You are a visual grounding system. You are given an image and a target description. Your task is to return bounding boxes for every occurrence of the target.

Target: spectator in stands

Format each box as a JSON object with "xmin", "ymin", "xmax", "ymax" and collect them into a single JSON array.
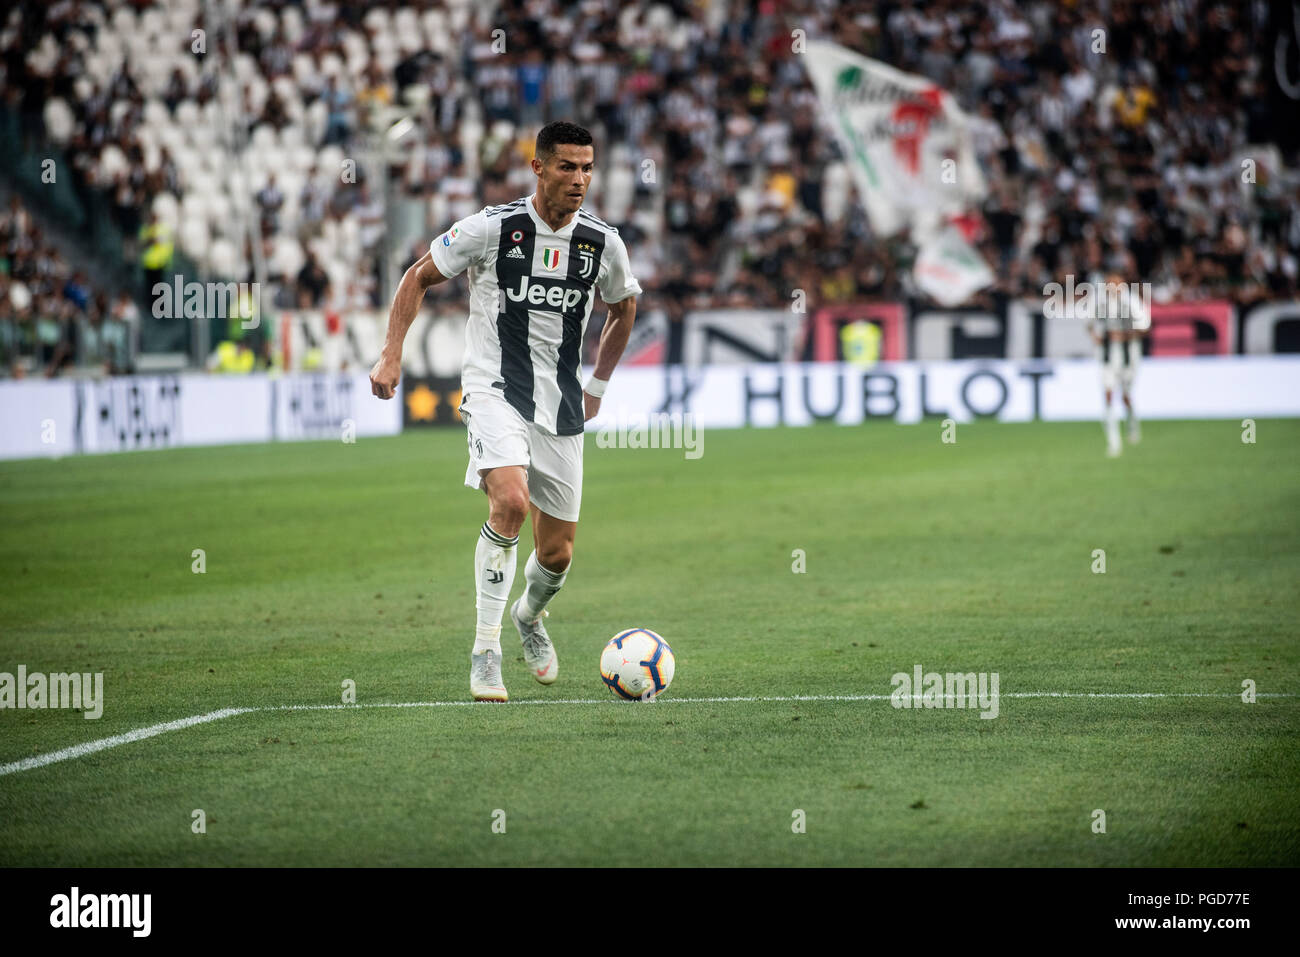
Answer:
[
  {"xmin": 517, "ymin": 49, "xmax": 547, "ymax": 127},
  {"xmin": 37, "ymin": 295, "xmax": 77, "ymax": 377},
  {"xmin": 985, "ymin": 188, "xmax": 1023, "ymax": 272},
  {"xmin": 163, "ymin": 69, "xmax": 189, "ymax": 115},
  {"xmin": 260, "ymin": 28, "xmax": 293, "ymax": 80},
  {"xmin": 206, "ymin": 336, "xmax": 256, "ymax": 374},
  {"xmin": 256, "ymin": 174, "xmax": 285, "ymax": 236},
  {"xmin": 322, "ymin": 76, "xmax": 355, "ymax": 146},
  {"xmin": 354, "ymin": 183, "xmax": 385, "ymax": 254},
  {"xmin": 138, "ymin": 211, "xmax": 173, "ymax": 309},
  {"xmin": 296, "ymin": 250, "xmax": 330, "ymax": 308},
  {"xmin": 298, "ymin": 167, "xmax": 328, "ymax": 240},
  {"xmin": 105, "ymin": 291, "xmax": 137, "ymax": 375},
  {"xmin": 154, "ymin": 146, "xmax": 181, "ymax": 198},
  {"xmin": 1113, "ymin": 73, "xmax": 1157, "ymax": 129},
  {"xmin": 356, "ymin": 64, "xmax": 394, "ymax": 128},
  {"xmin": 260, "ymin": 89, "xmax": 291, "ymax": 132}
]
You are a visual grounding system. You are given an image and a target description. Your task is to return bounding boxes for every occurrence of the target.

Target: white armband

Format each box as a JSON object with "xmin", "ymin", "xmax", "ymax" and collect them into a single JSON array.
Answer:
[{"xmin": 583, "ymin": 375, "xmax": 608, "ymax": 398}]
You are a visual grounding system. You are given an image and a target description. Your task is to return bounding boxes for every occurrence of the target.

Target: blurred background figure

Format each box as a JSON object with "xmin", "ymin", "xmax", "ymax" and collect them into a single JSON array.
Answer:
[{"xmin": 1087, "ymin": 271, "xmax": 1151, "ymax": 457}]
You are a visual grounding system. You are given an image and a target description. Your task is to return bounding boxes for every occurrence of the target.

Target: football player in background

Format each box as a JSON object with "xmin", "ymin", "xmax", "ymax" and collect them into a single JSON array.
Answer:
[{"xmin": 1087, "ymin": 271, "xmax": 1151, "ymax": 457}]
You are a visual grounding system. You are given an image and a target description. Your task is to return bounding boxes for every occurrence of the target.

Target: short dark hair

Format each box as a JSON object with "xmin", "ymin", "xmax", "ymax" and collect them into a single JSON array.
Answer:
[{"xmin": 535, "ymin": 121, "xmax": 593, "ymax": 162}]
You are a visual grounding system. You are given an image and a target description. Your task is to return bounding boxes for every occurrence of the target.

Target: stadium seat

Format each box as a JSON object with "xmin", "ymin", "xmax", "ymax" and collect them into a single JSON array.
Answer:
[
  {"xmin": 141, "ymin": 141, "xmax": 160, "ymax": 174},
  {"xmin": 319, "ymin": 52, "xmax": 345, "ymax": 79},
  {"xmin": 151, "ymin": 193, "xmax": 180, "ymax": 230},
  {"xmin": 270, "ymin": 234, "xmax": 306, "ymax": 279},
  {"xmin": 178, "ymin": 216, "xmax": 211, "ymax": 260},
  {"xmin": 252, "ymin": 8, "xmax": 277, "ymax": 40},
  {"xmin": 98, "ymin": 144, "xmax": 129, "ymax": 183},
  {"xmin": 110, "ymin": 7, "xmax": 136, "ymax": 36},
  {"xmin": 43, "ymin": 98, "xmax": 75, "ymax": 145},
  {"xmin": 250, "ymin": 124, "xmax": 277, "ymax": 152},
  {"xmin": 280, "ymin": 7, "xmax": 304, "ymax": 43},
  {"xmin": 139, "ymin": 8, "xmax": 165, "ymax": 39},
  {"xmin": 363, "ymin": 8, "xmax": 391, "ymax": 33},
  {"xmin": 207, "ymin": 238, "xmax": 239, "ymax": 279}
]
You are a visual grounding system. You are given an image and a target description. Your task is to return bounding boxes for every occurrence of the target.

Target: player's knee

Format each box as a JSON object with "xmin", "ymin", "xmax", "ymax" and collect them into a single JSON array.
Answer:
[
  {"xmin": 538, "ymin": 540, "xmax": 572, "ymax": 572},
  {"xmin": 490, "ymin": 485, "xmax": 530, "ymax": 531},
  {"xmin": 501, "ymin": 490, "xmax": 531, "ymax": 526}
]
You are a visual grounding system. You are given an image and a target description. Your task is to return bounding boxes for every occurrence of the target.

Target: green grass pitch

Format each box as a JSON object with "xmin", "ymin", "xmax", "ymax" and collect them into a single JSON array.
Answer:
[{"xmin": 1, "ymin": 418, "xmax": 1297, "ymax": 866}]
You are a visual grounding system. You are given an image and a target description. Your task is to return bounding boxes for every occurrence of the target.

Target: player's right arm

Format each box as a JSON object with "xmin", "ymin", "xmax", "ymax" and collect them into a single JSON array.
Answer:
[
  {"xmin": 371, "ymin": 211, "xmax": 489, "ymax": 399},
  {"xmin": 369, "ymin": 251, "xmax": 448, "ymax": 399}
]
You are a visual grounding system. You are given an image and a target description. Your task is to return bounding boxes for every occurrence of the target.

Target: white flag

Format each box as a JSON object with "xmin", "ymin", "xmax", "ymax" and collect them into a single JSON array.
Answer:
[
  {"xmin": 804, "ymin": 41, "xmax": 987, "ymax": 239},
  {"xmin": 914, "ymin": 226, "xmax": 995, "ymax": 308}
]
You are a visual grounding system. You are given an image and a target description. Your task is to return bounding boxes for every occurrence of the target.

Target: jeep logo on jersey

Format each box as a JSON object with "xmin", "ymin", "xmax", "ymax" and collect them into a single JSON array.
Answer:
[
  {"xmin": 504, "ymin": 276, "xmax": 586, "ymax": 311},
  {"xmin": 541, "ymin": 247, "xmax": 561, "ymax": 270}
]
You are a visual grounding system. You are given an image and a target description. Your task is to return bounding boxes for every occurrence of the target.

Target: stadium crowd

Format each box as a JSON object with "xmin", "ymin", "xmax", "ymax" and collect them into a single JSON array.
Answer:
[
  {"xmin": 0, "ymin": 194, "xmax": 138, "ymax": 377},
  {"xmin": 1, "ymin": 0, "xmax": 1296, "ymax": 375}
]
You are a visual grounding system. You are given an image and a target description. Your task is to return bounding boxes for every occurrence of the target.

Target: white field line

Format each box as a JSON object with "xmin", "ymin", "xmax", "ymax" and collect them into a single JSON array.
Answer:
[
  {"xmin": 0, "ymin": 707, "xmax": 253, "ymax": 777},
  {"xmin": 1, "ymin": 692, "xmax": 1294, "ymax": 778}
]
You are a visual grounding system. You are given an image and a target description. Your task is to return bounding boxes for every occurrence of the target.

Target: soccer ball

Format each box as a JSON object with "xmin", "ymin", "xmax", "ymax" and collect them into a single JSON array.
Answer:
[{"xmin": 600, "ymin": 629, "xmax": 675, "ymax": 700}]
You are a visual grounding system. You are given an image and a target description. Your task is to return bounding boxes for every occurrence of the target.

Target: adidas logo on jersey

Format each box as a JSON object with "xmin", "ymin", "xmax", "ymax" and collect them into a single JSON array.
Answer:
[{"xmin": 506, "ymin": 246, "xmax": 526, "ymax": 260}]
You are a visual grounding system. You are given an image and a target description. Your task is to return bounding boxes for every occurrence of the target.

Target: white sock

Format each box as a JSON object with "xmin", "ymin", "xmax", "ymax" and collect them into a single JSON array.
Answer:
[
  {"xmin": 473, "ymin": 522, "xmax": 518, "ymax": 654},
  {"xmin": 1104, "ymin": 404, "xmax": 1120, "ymax": 448},
  {"xmin": 518, "ymin": 550, "xmax": 568, "ymax": 623}
]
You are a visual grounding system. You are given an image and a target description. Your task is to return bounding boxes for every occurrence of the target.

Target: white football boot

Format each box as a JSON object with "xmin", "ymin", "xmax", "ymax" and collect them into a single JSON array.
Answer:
[
  {"xmin": 470, "ymin": 648, "xmax": 508, "ymax": 702},
  {"xmin": 511, "ymin": 599, "xmax": 558, "ymax": 684}
]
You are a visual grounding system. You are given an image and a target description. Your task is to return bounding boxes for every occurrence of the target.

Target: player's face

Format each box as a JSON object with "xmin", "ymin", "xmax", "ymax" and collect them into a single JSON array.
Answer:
[{"xmin": 537, "ymin": 144, "xmax": 594, "ymax": 213}]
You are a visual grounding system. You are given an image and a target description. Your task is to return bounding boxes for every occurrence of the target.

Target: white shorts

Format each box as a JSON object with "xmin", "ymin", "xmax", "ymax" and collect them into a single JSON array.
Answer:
[
  {"xmin": 1101, "ymin": 362, "xmax": 1138, "ymax": 394},
  {"xmin": 459, "ymin": 389, "xmax": 584, "ymax": 523},
  {"xmin": 1099, "ymin": 341, "xmax": 1140, "ymax": 393},
  {"xmin": 1101, "ymin": 365, "xmax": 1133, "ymax": 393}
]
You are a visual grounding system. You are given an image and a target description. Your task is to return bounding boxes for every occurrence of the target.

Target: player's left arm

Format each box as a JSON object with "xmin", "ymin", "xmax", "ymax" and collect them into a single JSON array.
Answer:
[{"xmin": 584, "ymin": 295, "xmax": 636, "ymax": 421}]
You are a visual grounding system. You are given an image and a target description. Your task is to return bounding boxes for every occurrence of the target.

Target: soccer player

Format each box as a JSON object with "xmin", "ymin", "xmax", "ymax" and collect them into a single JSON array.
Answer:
[
  {"xmin": 369, "ymin": 121, "xmax": 641, "ymax": 700},
  {"xmin": 1086, "ymin": 272, "xmax": 1150, "ymax": 457}
]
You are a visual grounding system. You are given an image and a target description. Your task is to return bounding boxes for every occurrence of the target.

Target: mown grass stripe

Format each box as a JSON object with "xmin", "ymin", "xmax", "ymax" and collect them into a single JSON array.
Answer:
[{"xmin": 2, "ymin": 692, "xmax": 1292, "ymax": 777}]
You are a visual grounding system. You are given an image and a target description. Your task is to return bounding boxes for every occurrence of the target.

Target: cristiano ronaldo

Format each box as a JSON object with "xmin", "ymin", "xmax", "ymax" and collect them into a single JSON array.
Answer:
[{"xmin": 369, "ymin": 121, "xmax": 640, "ymax": 700}]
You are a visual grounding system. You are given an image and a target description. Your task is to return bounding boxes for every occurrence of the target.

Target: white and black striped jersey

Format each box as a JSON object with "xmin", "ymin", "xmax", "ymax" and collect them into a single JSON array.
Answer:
[
  {"xmin": 429, "ymin": 194, "xmax": 641, "ymax": 436},
  {"xmin": 1083, "ymin": 278, "xmax": 1150, "ymax": 367}
]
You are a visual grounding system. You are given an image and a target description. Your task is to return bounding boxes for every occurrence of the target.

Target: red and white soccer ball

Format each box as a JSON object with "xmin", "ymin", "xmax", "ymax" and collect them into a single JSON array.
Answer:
[{"xmin": 600, "ymin": 628, "xmax": 675, "ymax": 700}]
